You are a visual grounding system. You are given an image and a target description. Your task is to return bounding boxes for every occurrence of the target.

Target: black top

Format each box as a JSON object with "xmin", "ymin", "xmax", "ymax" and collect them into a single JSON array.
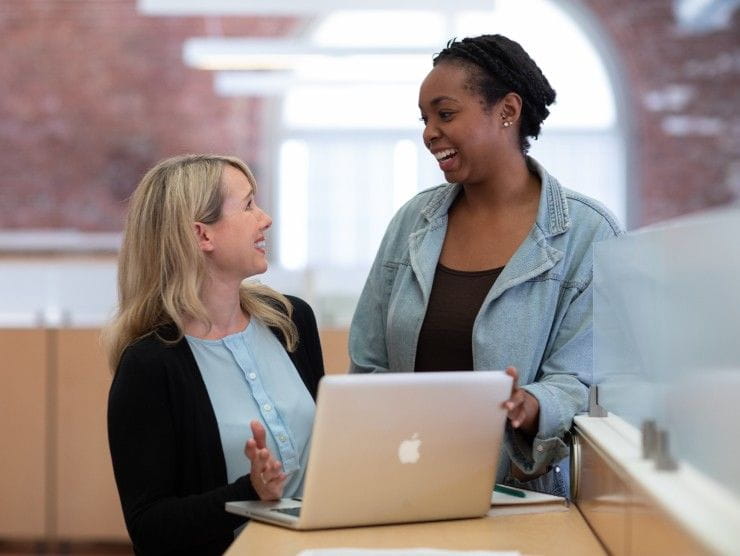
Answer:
[
  {"xmin": 107, "ymin": 296, "xmax": 324, "ymax": 556},
  {"xmin": 415, "ymin": 264, "xmax": 503, "ymax": 372}
]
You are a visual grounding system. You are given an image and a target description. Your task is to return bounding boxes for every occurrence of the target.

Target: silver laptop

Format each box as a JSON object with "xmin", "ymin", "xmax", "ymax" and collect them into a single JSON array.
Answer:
[{"xmin": 225, "ymin": 371, "xmax": 512, "ymax": 530}]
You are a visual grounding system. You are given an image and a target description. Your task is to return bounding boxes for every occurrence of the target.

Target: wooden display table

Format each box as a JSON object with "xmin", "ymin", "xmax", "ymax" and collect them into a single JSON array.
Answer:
[{"xmin": 226, "ymin": 507, "xmax": 604, "ymax": 555}]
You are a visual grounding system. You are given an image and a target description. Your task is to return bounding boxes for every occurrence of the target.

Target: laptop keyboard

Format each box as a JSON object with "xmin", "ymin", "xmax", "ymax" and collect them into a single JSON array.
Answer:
[{"xmin": 271, "ymin": 506, "xmax": 301, "ymax": 517}]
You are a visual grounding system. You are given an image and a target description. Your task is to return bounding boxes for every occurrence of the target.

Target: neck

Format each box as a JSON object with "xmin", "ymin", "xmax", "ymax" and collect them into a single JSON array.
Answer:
[
  {"xmin": 183, "ymin": 273, "xmax": 248, "ymax": 339},
  {"xmin": 461, "ymin": 153, "xmax": 538, "ymax": 211}
]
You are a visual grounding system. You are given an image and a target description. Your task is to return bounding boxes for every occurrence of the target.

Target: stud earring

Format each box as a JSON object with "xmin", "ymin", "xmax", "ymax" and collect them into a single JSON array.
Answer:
[{"xmin": 501, "ymin": 113, "xmax": 511, "ymax": 128}]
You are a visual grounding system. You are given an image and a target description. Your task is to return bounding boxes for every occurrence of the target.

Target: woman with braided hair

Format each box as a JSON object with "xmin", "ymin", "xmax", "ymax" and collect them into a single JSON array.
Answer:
[{"xmin": 349, "ymin": 35, "xmax": 622, "ymax": 496}]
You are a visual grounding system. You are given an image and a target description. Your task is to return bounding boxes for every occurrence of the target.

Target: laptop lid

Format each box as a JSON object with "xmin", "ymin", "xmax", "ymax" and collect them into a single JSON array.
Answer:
[{"xmin": 226, "ymin": 371, "xmax": 512, "ymax": 530}]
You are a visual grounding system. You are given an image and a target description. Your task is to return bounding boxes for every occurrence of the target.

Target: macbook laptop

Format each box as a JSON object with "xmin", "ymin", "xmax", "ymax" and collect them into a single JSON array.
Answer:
[{"xmin": 225, "ymin": 371, "xmax": 512, "ymax": 530}]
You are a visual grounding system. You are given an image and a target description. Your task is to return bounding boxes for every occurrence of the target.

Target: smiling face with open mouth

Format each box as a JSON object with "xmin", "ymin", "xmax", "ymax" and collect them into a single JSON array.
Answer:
[
  {"xmin": 203, "ymin": 164, "xmax": 273, "ymax": 282},
  {"xmin": 418, "ymin": 62, "xmax": 512, "ymax": 187}
]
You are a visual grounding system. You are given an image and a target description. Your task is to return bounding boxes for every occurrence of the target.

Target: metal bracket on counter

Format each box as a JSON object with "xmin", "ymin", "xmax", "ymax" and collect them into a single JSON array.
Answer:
[{"xmin": 588, "ymin": 384, "xmax": 608, "ymax": 417}]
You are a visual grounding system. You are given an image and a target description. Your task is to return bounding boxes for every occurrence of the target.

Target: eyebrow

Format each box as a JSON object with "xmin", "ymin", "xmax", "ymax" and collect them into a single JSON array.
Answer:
[
  {"xmin": 242, "ymin": 187, "xmax": 254, "ymax": 201},
  {"xmin": 431, "ymin": 95, "xmax": 458, "ymax": 105},
  {"xmin": 419, "ymin": 95, "xmax": 459, "ymax": 110}
]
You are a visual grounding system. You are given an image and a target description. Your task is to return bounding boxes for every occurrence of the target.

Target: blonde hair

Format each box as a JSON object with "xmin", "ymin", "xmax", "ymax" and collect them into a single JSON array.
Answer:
[{"xmin": 104, "ymin": 154, "xmax": 297, "ymax": 371}]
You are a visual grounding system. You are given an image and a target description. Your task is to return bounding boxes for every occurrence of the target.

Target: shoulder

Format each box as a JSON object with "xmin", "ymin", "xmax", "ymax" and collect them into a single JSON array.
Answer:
[
  {"xmin": 118, "ymin": 332, "xmax": 164, "ymax": 369},
  {"xmin": 551, "ymin": 189, "xmax": 624, "ymax": 286},
  {"xmin": 377, "ymin": 183, "xmax": 454, "ymax": 250},
  {"xmin": 285, "ymin": 295, "xmax": 320, "ymax": 338},
  {"xmin": 110, "ymin": 333, "xmax": 173, "ymax": 408},
  {"xmin": 266, "ymin": 294, "xmax": 318, "ymax": 331},
  {"xmin": 532, "ymin": 161, "xmax": 625, "ymax": 285},
  {"xmin": 114, "ymin": 326, "xmax": 188, "ymax": 383},
  {"xmin": 405, "ymin": 183, "xmax": 450, "ymax": 210},
  {"xmin": 285, "ymin": 295, "xmax": 314, "ymax": 322},
  {"xmin": 393, "ymin": 183, "xmax": 452, "ymax": 224},
  {"xmin": 530, "ymin": 156, "xmax": 623, "ymax": 242},
  {"xmin": 265, "ymin": 294, "xmax": 320, "ymax": 343},
  {"xmin": 563, "ymin": 188, "xmax": 623, "ymax": 240}
]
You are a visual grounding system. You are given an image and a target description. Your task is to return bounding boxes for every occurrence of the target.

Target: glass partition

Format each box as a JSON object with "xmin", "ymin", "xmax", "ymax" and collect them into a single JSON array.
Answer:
[{"xmin": 594, "ymin": 207, "xmax": 740, "ymax": 499}]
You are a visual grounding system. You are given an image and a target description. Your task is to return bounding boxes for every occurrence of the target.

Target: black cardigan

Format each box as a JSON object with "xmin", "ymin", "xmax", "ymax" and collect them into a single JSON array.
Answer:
[{"xmin": 107, "ymin": 296, "xmax": 324, "ymax": 555}]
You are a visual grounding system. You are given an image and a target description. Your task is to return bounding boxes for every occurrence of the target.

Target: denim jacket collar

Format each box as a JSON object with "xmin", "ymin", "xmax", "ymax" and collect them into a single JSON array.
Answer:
[
  {"xmin": 410, "ymin": 156, "xmax": 569, "ymax": 305},
  {"xmin": 419, "ymin": 157, "xmax": 570, "ymax": 234},
  {"xmin": 532, "ymin": 157, "xmax": 571, "ymax": 237}
]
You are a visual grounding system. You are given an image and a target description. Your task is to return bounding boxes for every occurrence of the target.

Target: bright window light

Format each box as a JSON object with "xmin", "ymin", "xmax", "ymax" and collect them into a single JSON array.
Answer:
[
  {"xmin": 283, "ymin": 2, "xmax": 616, "ymax": 131},
  {"xmin": 278, "ymin": 140, "xmax": 309, "ymax": 270},
  {"xmin": 283, "ymin": 85, "xmax": 422, "ymax": 129},
  {"xmin": 456, "ymin": 1, "xmax": 616, "ymax": 128},
  {"xmin": 393, "ymin": 140, "xmax": 419, "ymax": 210},
  {"xmin": 312, "ymin": 10, "xmax": 447, "ymax": 47},
  {"xmin": 292, "ymin": 54, "xmax": 429, "ymax": 83}
]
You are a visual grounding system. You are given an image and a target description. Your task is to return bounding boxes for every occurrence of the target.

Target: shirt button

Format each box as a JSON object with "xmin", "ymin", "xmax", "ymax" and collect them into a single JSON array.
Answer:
[
  {"xmin": 248, "ymin": 372, "xmax": 257, "ymax": 380},
  {"xmin": 536, "ymin": 444, "xmax": 544, "ymax": 453},
  {"xmin": 279, "ymin": 434, "xmax": 287, "ymax": 443},
  {"xmin": 263, "ymin": 404, "xmax": 272, "ymax": 412}
]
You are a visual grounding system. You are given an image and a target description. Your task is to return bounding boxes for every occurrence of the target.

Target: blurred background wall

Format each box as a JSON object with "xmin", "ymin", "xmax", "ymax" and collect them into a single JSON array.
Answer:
[
  {"xmin": 1, "ymin": 0, "xmax": 737, "ymax": 328},
  {"xmin": 585, "ymin": 0, "xmax": 739, "ymax": 222},
  {"xmin": 0, "ymin": 2, "xmax": 298, "ymax": 231},
  {"xmin": 0, "ymin": 0, "xmax": 737, "ymax": 233}
]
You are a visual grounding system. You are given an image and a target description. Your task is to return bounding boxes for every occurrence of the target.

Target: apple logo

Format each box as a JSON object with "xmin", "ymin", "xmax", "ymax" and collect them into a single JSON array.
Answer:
[{"xmin": 398, "ymin": 432, "xmax": 422, "ymax": 464}]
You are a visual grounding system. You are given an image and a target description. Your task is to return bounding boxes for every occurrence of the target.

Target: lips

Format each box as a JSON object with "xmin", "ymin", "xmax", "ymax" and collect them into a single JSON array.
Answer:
[
  {"xmin": 433, "ymin": 148, "xmax": 457, "ymax": 161},
  {"xmin": 432, "ymin": 148, "xmax": 458, "ymax": 172}
]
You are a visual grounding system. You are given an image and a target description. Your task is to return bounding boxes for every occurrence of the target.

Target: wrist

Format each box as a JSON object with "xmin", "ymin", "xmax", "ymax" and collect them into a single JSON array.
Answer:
[{"xmin": 520, "ymin": 391, "xmax": 540, "ymax": 436}]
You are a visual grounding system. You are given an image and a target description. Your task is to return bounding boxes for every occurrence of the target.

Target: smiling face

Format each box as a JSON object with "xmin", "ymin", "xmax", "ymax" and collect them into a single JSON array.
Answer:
[
  {"xmin": 419, "ymin": 62, "xmax": 517, "ymax": 186},
  {"xmin": 199, "ymin": 164, "xmax": 272, "ymax": 282}
]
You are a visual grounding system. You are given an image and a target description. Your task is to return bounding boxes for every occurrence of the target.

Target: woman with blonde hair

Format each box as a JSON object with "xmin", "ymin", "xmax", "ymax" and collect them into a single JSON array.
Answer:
[{"xmin": 106, "ymin": 154, "xmax": 323, "ymax": 555}]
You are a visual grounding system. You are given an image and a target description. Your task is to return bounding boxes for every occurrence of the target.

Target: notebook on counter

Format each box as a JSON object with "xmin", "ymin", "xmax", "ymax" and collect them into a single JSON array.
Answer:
[{"xmin": 489, "ymin": 484, "xmax": 569, "ymax": 516}]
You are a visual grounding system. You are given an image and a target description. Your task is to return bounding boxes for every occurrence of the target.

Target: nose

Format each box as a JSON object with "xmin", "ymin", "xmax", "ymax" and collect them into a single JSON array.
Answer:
[
  {"xmin": 422, "ymin": 122, "xmax": 439, "ymax": 149},
  {"xmin": 258, "ymin": 207, "xmax": 272, "ymax": 230}
]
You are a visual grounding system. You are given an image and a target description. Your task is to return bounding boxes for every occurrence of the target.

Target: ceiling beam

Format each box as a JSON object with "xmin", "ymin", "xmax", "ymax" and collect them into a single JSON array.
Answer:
[
  {"xmin": 213, "ymin": 69, "xmax": 423, "ymax": 95},
  {"xmin": 138, "ymin": 0, "xmax": 494, "ymax": 16},
  {"xmin": 183, "ymin": 38, "xmax": 433, "ymax": 70}
]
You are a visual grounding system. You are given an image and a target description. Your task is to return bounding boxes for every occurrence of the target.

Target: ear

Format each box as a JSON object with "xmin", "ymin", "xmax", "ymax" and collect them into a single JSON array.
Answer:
[
  {"xmin": 499, "ymin": 92, "xmax": 523, "ymax": 123},
  {"xmin": 194, "ymin": 222, "xmax": 215, "ymax": 252}
]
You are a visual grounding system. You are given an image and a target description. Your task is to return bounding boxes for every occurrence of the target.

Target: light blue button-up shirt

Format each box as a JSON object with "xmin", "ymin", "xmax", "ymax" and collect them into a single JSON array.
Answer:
[
  {"xmin": 187, "ymin": 318, "xmax": 314, "ymax": 497},
  {"xmin": 349, "ymin": 157, "xmax": 623, "ymax": 496}
]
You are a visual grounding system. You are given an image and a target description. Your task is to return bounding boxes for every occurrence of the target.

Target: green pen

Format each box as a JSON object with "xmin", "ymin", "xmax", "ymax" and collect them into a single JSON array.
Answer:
[{"xmin": 494, "ymin": 484, "xmax": 526, "ymax": 498}]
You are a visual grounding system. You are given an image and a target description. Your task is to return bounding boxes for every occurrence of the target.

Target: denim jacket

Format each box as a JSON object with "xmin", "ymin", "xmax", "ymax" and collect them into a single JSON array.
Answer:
[{"xmin": 349, "ymin": 158, "xmax": 622, "ymax": 496}]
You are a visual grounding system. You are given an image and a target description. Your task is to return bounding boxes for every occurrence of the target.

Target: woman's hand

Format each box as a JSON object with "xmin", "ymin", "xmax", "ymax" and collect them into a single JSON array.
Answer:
[
  {"xmin": 502, "ymin": 366, "xmax": 540, "ymax": 437},
  {"xmin": 244, "ymin": 420, "xmax": 287, "ymax": 500}
]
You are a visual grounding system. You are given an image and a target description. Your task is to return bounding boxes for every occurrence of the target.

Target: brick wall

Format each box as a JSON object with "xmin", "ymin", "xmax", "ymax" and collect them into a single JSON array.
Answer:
[
  {"xmin": 0, "ymin": 0, "xmax": 298, "ymax": 231},
  {"xmin": 580, "ymin": 0, "xmax": 740, "ymax": 224},
  {"xmin": 0, "ymin": 0, "xmax": 737, "ymax": 230}
]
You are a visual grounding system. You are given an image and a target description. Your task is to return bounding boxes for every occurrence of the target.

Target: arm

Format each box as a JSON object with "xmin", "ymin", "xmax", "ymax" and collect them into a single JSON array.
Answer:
[
  {"xmin": 107, "ymin": 347, "xmax": 259, "ymax": 554},
  {"xmin": 504, "ymin": 202, "xmax": 623, "ymax": 479},
  {"xmin": 505, "ymin": 276, "xmax": 594, "ymax": 476},
  {"xmin": 349, "ymin": 238, "xmax": 394, "ymax": 374}
]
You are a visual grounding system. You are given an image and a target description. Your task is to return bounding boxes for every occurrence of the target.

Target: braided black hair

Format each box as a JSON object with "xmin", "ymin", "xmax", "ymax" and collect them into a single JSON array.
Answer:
[{"xmin": 433, "ymin": 35, "xmax": 556, "ymax": 153}]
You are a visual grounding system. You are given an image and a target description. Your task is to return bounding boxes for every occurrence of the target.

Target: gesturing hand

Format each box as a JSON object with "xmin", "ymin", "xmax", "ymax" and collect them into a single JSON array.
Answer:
[
  {"xmin": 244, "ymin": 420, "xmax": 287, "ymax": 501},
  {"xmin": 502, "ymin": 366, "xmax": 540, "ymax": 437}
]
